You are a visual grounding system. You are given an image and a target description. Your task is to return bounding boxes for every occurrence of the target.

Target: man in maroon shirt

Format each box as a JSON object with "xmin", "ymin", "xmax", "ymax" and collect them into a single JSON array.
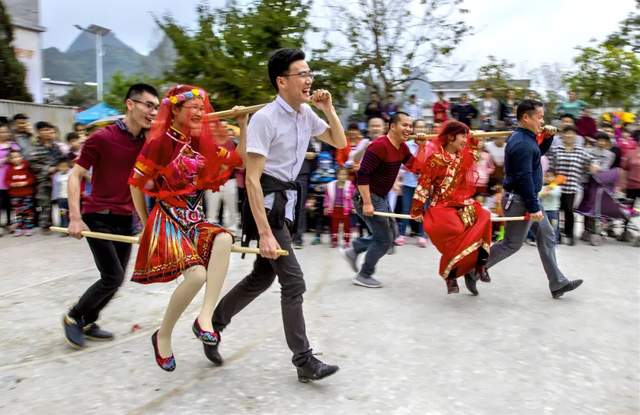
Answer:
[
  {"xmin": 62, "ymin": 84, "xmax": 159, "ymax": 349},
  {"xmin": 343, "ymin": 112, "xmax": 424, "ymax": 288}
]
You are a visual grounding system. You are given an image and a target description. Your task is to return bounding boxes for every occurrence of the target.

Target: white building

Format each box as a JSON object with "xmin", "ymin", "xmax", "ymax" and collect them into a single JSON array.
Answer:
[
  {"xmin": 5, "ymin": 0, "xmax": 45, "ymax": 103},
  {"xmin": 42, "ymin": 79, "xmax": 75, "ymax": 104}
]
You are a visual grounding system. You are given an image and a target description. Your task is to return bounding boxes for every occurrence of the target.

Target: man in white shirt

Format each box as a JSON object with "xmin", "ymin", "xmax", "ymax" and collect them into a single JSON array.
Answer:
[{"xmin": 209, "ymin": 48, "xmax": 346, "ymax": 383}]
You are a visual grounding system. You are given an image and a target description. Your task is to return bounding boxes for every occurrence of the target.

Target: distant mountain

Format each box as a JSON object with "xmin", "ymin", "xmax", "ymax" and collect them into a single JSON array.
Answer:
[{"xmin": 43, "ymin": 32, "xmax": 176, "ymax": 84}]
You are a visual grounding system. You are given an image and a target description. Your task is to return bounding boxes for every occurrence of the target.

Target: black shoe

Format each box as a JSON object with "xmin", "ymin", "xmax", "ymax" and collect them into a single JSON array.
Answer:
[
  {"xmin": 83, "ymin": 323, "xmax": 114, "ymax": 341},
  {"xmin": 551, "ymin": 279, "xmax": 583, "ymax": 299},
  {"xmin": 63, "ymin": 314, "xmax": 85, "ymax": 349},
  {"xmin": 464, "ymin": 274, "xmax": 478, "ymax": 296},
  {"xmin": 476, "ymin": 265, "xmax": 491, "ymax": 283},
  {"xmin": 203, "ymin": 341, "xmax": 223, "ymax": 366},
  {"xmin": 446, "ymin": 277, "xmax": 459, "ymax": 294},
  {"xmin": 297, "ymin": 355, "xmax": 339, "ymax": 383}
]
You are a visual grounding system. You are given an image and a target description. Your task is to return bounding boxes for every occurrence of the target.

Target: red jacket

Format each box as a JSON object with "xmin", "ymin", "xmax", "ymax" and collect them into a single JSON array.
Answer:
[{"xmin": 5, "ymin": 161, "xmax": 36, "ymax": 197}]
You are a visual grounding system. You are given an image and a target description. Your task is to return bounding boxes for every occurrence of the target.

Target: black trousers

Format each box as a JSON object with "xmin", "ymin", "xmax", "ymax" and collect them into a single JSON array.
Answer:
[
  {"xmin": 292, "ymin": 174, "xmax": 310, "ymax": 244},
  {"xmin": 560, "ymin": 192, "xmax": 576, "ymax": 240},
  {"xmin": 69, "ymin": 213, "xmax": 133, "ymax": 325},
  {"xmin": 0, "ymin": 189, "xmax": 10, "ymax": 226},
  {"xmin": 213, "ymin": 222, "xmax": 312, "ymax": 366}
]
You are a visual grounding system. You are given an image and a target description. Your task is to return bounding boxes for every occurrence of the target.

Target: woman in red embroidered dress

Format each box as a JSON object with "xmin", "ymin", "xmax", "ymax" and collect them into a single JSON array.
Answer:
[
  {"xmin": 410, "ymin": 120, "xmax": 492, "ymax": 295},
  {"xmin": 129, "ymin": 85, "xmax": 244, "ymax": 371}
]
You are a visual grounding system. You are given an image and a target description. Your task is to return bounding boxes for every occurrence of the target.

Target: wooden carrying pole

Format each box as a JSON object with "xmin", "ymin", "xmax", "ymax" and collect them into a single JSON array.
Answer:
[
  {"xmin": 49, "ymin": 227, "xmax": 289, "ymax": 256},
  {"xmin": 206, "ymin": 104, "xmax": 267, "ymax": 119},
  {"xmin": 371, "ymin": 211, "xmax": 528, "ymax": 222},
  {"xmin": 410, "ymin": 130, "xmax": 513, "ymax": 141}
]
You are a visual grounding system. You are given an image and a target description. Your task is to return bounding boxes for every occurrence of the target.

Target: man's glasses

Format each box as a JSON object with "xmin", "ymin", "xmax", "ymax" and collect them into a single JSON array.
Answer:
[
  {"xmin": 281, "ymin": 71, "xmax": 315, "ymax": 80},
  {"xmin": 130, "ymin": 99, "xmax": 160, "ymax": 112}
]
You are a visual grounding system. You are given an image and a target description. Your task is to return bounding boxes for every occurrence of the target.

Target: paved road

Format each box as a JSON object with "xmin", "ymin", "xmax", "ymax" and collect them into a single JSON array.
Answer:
[{"xmin": 0, "ymin": 232, "xmax": 638, "ymax": 414}]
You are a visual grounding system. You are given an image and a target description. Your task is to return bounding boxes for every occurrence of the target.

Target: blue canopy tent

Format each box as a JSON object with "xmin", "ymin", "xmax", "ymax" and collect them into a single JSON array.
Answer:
[{"xmin": 75, "ymin": 102, "xmax": 121, "ymax": 125}]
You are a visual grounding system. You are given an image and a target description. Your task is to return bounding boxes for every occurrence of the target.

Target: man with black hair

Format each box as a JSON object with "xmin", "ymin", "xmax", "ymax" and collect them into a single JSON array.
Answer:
[
  {"xmin": 482, "ymin": 99, "xmax": 583, "ymax": 299},
  {"xmin": 209, "ymin": 48, "xmax": 345, "ymax": 383},
  {"xmin": 344, "ymin": 111, "xmax": 424, "ymax": 288},
  {"xmin": 552, "ymin": 114, "xmax": 585, "ymax": 148},
  {"xmin": 547, "ymin": 125, "xmax": 595, "ymax": 245},
  {"xmin": 451, "ymin": 93, "xmax": 478, "ymax": 127},
  {"xmin": 12, "ymin": 113, "xmax": 33, "ymax": 154},
  {"xmin": 62, "ymin": 83, "xmax": 159, "ymax": 349},
  {"xmin": 27, "ymin": 121, "xmax": 63, "ymax": 231}
]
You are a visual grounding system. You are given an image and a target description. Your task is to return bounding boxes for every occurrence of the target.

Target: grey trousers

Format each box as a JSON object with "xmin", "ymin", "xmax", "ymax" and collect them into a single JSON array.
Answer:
[{"xmin": 487, "ymin": 193, "xmax": 570, "ymax": 291}]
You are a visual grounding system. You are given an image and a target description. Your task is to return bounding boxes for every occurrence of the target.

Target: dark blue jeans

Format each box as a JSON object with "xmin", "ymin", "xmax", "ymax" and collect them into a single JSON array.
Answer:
[
  {"xmin": 398, "ymin": 185, "xmax": 424, "ymax": 237},
  {"xmin": 352, "ymin": 193, "xmax": 394, "ymax": 278}
]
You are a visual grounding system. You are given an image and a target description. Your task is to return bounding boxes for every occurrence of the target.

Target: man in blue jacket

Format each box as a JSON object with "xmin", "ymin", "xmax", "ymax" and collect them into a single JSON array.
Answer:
[{"xmin": 472, "ymin": 99, "xmax": 583, "ymax": 299}]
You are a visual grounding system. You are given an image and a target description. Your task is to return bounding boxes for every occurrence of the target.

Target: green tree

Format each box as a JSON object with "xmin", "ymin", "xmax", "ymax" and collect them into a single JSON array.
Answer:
[
  {"xmin": 61, "ymin": 84, "xmax": 97, "ymax": 108},
  {"xmin": 0, "ymin": 1, "xmax": 32, "ymax": 101},
  {"xmin": 104, "ymin": 71, "xmax": 163, "ymax": 112},
  {"xmin": 604, "ymin": 3, "xmax": 639, "ymax": 53},
  {"xmin": 565, "ymin": 6, "xmax": 640, "ymax": 109},
  {"xmin": 470, "ymin": 56, "xmax": 516, "ymax": 101},
  {"xmin": 564, "ymin": 43, "xmax": 640, "ymax": 109},
  {"xmin": 157, "ymin": 1, "xmax": 357, "ymax": 110},
  {"xmin": 326, "ymin": 0, "xmax": 471, "ymax": 97}
]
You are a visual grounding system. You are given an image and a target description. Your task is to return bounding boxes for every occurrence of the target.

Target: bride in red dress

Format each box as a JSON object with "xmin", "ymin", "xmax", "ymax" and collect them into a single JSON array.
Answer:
[
  {"xmin": 410, "ymin": 120, "xmax": 491, "ymax": 295},
  {"xmin": 129, "ymin": 85, "xmax": 244, "ymax": 371}
]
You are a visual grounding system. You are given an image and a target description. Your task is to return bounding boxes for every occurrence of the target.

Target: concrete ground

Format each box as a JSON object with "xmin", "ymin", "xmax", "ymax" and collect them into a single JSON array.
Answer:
[{"xmin": 0, "ymin": 231, "xmax": 638, "ymax": 415}]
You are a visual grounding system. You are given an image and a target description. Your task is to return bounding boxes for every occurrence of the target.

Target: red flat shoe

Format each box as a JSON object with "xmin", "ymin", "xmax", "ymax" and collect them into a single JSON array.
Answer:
[{"xmin": 151, "ymin": 330, "xmax": 175, "ymax": 372}]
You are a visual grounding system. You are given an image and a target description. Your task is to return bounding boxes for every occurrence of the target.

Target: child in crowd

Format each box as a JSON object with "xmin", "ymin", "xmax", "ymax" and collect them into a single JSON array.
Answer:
[
  {"xmin": 309, "ymin": 151, "xmax": 336, "ymax": 244},
  {"xmin": 52, "ymin": 157, "xmax": 71, "ymax": 228},
  {"xmin": 539, "ymin": 171, "xmax": 563, "ymax": 244},
  {"xmin": 0, "ymin": 120, "xmax": 20, "ymax": 234},
  {"xmin": 4, "ymin": 150, "xmax": 36, "ymax": 236},
  {"xmin": 66, "ymin": 132, "xmax": 83, "ymax": 161},
  {"xmin": 323, "ymin": 167, "xmax": 355, "ymax": 248},
  {"xmin": 483, "ymin": 183, "xmax": 504, "ymax": 241},
  {"xmin": 475, "ymin": 138, "xmax": 495, "ymax": 196}
]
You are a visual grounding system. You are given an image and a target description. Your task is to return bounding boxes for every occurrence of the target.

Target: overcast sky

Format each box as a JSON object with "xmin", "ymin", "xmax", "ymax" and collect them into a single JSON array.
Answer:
[{"xmin": 40, "ymin": 0, "xmax": 637, "ymax": 82}]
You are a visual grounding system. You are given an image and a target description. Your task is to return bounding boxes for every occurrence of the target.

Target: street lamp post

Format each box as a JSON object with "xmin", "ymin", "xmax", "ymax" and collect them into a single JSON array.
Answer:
[{"xmin": 74, "ymin": 24, "xmax": 111, "ymax": 102}]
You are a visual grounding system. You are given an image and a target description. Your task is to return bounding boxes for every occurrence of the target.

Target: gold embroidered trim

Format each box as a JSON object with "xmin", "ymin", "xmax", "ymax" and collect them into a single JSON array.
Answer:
[{"xmin": 441, "ymin": 241, "xmax": 491, "ymax": 278}]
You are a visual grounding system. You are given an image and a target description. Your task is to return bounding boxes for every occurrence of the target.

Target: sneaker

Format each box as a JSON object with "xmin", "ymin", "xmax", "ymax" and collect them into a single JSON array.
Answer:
[
  {"xmin": 311, "ymin": 236, "xmax": 321, "ymax": 245},
  {"xmin": 13, "ymin": 229, "xmax": 23, "ymax": 237},
  {"xmin": 352, "ymin": 274, "xmax": 383, "ymax": 288},
  {"xmin": 394, "ymin": 235, "xmax": 405, "ymax": 246},
  {"xmin": 297, "ymin": 355, "xmax": 339, "ymax": 383},
  {"xmin": 417, "ymin": 237, "xmax": 428, "ymax": 248},
  {"xmin": 62, "ymin": 314, "xmax": 85, "ymax": 349},
  {"xmin": 340, "ymin": 247, "xmax": 359, "ymax": 273},
  {"xmin": 25, "ymin": 229, "xmax": 34, "ymax": 236},
  {"xmin": 83, "ymin": 323, "xmax": 114, "ymax": 341},
  {"xmin": 293, "ymin": 242, "xmax": 304, "ymax": 250}
]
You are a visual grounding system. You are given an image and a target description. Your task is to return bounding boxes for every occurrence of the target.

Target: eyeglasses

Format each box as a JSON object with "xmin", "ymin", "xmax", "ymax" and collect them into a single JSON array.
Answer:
[
  {"xmin": 131, "ymin": 99, "xmax": 160, "ymax": 112},
  {"xmin": 281, "ymin": 71, "xmax": 315, "ymax": 80},
  {"xmin": 183, "ymin": 104, "xmax": 206, "ymax": 113}
]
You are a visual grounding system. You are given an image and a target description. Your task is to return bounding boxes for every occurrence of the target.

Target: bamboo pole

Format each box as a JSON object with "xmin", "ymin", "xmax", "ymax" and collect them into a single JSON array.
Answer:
[
  {"xmin": 50, "ymin": 227, "xmax": 289, "ymax": 256},
  {"xmin": 206, "ymin": 104, "xmax": 267, "ymax": 119},
  {"xmin": 371, "ymin": 211, "xmax": 529, "ymax": 222},
  {"xmin": 409, "ymin": 130, "xmax": 513, "ymax": 140}
]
